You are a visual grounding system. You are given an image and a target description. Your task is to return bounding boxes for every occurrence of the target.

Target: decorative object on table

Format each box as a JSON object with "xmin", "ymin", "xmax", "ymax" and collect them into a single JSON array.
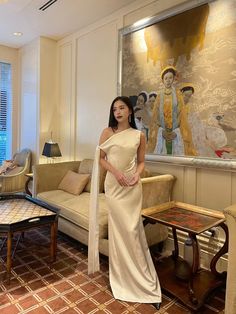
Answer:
[
  {"xmin": 42, "ymin": 132, "xmax": 62, "ymax": 163},
  {"xmin": 0, "ymin": 148, "xmax": 31, "ymax": 194}
]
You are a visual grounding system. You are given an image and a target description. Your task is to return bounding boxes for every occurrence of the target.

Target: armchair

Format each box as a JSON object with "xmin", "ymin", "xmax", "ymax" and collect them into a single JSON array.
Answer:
[
  {"xmin": 0, "ymin": 148, "xmax": 31, "ymax": 194},
  {"xmin": 223, "ymin": 204, "xmax": 236, "ymax": 314}
]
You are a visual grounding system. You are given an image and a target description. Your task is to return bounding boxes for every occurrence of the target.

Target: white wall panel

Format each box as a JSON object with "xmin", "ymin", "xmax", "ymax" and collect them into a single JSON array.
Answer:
[
  {"xmin": 58, "ymin": 41, "xmax": 75, "ymax": 161},
  {"xmin": 183, "ymin": 167, "xmax": 197, "ymax": 204},
  {"xmin": 20, "ymin": 40, "xmax": 39, "ymax": 164},
  {"xmin": 231, "ymin": 172, "xmax": 236, "ymax": 205},
  {"xmin": 196, "ymin": 169, "xmax": 232, "ymax": 210},
  {"xmin": 76, "ymin": 21, "xmax": 118, "ymax": 159}
]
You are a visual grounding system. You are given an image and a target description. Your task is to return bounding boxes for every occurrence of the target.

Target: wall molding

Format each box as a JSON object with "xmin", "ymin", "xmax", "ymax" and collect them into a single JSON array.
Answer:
[{"xmin": 146, "ymin": 154, "xmax": 236, "ymax": 172}]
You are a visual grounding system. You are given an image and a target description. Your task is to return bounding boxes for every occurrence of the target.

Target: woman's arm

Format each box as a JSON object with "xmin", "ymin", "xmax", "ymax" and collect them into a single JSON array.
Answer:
[
  {"xmin": 129, "ymin": 132, "xmax": 146, "ymax": 186},
  {"xmin": 99, "ymin": 128, "xmax": 130, "ymax": 186}
]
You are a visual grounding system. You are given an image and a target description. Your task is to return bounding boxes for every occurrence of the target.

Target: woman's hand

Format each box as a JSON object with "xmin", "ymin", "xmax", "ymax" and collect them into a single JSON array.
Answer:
[
  {"xmin": 128, "ymin": 173, "xmax": 140, "ymax": 186},
  {"xmin": 114, "ymin": 170, "xmax": 130, "ymax": 186}
]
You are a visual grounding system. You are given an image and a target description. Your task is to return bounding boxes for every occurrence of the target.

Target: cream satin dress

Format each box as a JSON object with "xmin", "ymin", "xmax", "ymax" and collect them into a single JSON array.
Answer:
[{"xmin": 88, "ymin": 128, "xmax": 161, "ymax": 303}]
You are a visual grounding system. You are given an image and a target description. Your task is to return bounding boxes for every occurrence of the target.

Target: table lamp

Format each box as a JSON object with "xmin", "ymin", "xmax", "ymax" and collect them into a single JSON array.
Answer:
[{"xmin": 42, "ymin": 138, "xmax": 62, "ymax": 163}]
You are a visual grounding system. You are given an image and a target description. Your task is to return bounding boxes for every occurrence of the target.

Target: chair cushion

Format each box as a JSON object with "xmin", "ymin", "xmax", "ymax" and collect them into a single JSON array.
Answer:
[
  {"xmin": 58, "ymin": 170, "xmax": 90, "ymax": 195},
  {"xmin": 78, "ymin": 159, "xmax": 106, "ymax": 193}
]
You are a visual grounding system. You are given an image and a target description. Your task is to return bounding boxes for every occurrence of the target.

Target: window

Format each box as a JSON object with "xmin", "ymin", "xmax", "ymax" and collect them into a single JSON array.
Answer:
[{"xmin": 0, "ymin": 62, "xmax": 12, "ymax": 165}]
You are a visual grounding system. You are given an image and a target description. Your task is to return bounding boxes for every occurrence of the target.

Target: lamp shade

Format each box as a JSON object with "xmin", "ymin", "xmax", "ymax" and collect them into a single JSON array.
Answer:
[{"xmin": 42, "ymin": 142, "xmax": 62, "ymax": 158}]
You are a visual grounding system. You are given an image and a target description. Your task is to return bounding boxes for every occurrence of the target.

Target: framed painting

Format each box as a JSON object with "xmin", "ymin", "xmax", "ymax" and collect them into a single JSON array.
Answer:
[{"xmin": 118, "ymin": 0, "xmax": 236, "ymax": 170}]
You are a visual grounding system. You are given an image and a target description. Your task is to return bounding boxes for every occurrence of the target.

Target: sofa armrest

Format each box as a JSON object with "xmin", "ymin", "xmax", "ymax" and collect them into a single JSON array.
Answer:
[
  {"xmin": 224, "ymin": 204, "xmax": 236, "ymax": 219},
  {"xmin": 0, "ymin": 171, "xmax": 27, "ymax": 193},
  {"xmin": 33, "ymin": 161, "xmax": 81, "ymax": 197},
  {"xmin": 223, "ymin": 204, "xmax": 236, "ymax": 314},
  {"xmin": 141, "ymin": 174, "xmax": 175, "ymax": 209}
]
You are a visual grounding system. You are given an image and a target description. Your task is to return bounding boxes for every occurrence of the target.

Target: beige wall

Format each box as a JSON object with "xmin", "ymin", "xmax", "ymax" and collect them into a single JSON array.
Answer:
[
  {"xmin": 39, "ymin": 37, "xmax": 58, "ymax": 163},
  {"xmin": 56, "ymin": 0, "xmax": 235, "ymax": 212},
  {"xmin": 0, "ymin": 44, "xmax": 19, "ymax": 156},
  {"xmin": 19, "ymin": 39, "xmax": 39, "ymax": 164},
  {"xmin": 19, "ymin": 37, "xmax": 57, "ymax": 164}
]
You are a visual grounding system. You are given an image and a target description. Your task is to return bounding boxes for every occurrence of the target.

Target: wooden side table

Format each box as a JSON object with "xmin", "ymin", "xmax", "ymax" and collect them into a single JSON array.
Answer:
[
  {"xmin": 25, "ymin": 173, "xmax": 33, "ymax": 196},
  {"xmin": 0, "ymin": 194, "xmax": 58, "ymax": 283},
  {"xmin": 142, "ymin": 201, "xmax": 228, "ymax": 312}
]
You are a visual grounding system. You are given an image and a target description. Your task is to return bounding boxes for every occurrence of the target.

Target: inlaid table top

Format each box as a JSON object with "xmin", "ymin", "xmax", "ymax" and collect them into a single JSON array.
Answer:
[
  {"xmin": 142, "ymin": 201, "xmax": 225, "ymax": 234},
  {"xmin": 0, "ymin": 194, "xmax": 59, "ymax": 233},
  {"xmin": 0, "ymin": 198, "xmax": 55, "ymax": 225}
]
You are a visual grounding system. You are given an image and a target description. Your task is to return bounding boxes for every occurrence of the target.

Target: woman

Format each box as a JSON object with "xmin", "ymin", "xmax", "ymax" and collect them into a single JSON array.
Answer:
[{"xmin": 88, "ymin": 96, "xmax": 161, "ymax": 310}]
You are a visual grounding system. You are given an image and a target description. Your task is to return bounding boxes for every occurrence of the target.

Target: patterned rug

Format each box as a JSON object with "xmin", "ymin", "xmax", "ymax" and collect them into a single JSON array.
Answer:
[{"xmin": 0, "ymin": 227, "xmax": 225, "ymax": 313}]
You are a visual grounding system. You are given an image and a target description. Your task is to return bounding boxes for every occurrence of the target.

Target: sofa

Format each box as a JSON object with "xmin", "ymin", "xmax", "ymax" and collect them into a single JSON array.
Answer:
[
  {"xmin": 223, "ymin": 204, "xmax": 236, "ymax": 314},
  {"xmin": 33, "ymin": 159, "xmax": 175, "ymax": 256}
]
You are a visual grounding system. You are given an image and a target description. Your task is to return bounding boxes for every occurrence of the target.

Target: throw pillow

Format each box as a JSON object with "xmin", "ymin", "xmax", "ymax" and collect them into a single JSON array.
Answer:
[
  {"xmin": 58, "ymin": 170, "xmax": 90, "ymax": 195},
  {"xmin": 5, "ymin": 166, "xmax": 24, "ymax": 175},
  {"xmin": 78, "ymin": 159, "xmax": 106, "ymax": 193},
  {"xmin": 0, "ymin": 160, "xmax": 18, "ymax": 175}
]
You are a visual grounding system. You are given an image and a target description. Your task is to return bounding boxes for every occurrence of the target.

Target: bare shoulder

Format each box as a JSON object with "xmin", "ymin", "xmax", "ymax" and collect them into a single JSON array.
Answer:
[
  {"xmin": 140, "ymin": 131, "xmax": 145, "ymax": 140},
  {"xmin": 99, "ymin": 127, "xmax": 113, "ymax": 145},
  {"xmin": 139, "ymin": 131, "xmax": 146, "ymax": 146}
]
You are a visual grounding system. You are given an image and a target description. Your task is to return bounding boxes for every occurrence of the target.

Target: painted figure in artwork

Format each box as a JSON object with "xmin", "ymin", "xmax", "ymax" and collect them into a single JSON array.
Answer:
[
  {"xmin": 147, "ymin": 92, "xmax": 157, "ymax": 112},
  {"xmin": 180, "ymin": 84, "xmax": 204, "ymax": 156},
  {"xmin": 204, "ymin": 113, "xmax": 236, "ymax": 159},
  {"xmin": 134, "ymin": 91, "xmax": 151, "ymax": 141},
  {"xmin": 181, "ymin": 84, "xmax": 194, "ymax": 106},
  {"xmin": 147, "ymin": 66, "xmax": 196, "ymax": 156}
]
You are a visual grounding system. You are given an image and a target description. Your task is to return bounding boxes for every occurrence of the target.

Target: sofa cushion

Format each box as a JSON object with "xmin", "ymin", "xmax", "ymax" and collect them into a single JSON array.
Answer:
[
  {"xmin": 58, "ymin": 170, "xmax": 90, "ymax": 195},
  {"xmin": 78, "ymin": 159, "xmax": 106, "ymax": 193},
  {"xmin": 37, "ymin": 190, "xmax": 108, "ymax": 239}
]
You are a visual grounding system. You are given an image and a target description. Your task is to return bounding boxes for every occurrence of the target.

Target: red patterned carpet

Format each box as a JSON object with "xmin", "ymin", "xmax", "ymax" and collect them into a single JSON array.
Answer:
[{"xmin": 0, "ymin": 227, "xmax": 225, "ymax": 313}]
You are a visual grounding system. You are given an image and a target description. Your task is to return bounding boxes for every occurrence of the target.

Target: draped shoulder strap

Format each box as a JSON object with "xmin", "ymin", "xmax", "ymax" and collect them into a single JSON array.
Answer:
[{"xmin": 88, "ymin": 145, "xmax": 101, "ymax": 274}]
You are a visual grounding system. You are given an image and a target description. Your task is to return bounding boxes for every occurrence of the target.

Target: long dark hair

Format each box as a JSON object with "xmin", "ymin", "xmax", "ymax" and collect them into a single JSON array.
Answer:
[{"xmin": 108, "ymin": 96, "xmax": 137, "ymax": 129}]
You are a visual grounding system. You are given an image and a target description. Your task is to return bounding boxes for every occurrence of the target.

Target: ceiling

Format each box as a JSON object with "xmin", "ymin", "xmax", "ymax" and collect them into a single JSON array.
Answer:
[{"xmin": 0, "ymin": 0, "xmax": 137, "ymax": 48}]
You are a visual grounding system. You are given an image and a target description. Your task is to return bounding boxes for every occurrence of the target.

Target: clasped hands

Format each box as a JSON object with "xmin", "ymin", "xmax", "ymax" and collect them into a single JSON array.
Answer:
[{"xmin": 115, "ymin": 171, "xmax": 139, "ymax": 186}]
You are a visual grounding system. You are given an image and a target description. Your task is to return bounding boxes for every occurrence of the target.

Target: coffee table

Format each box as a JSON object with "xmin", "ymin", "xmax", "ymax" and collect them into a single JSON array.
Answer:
[
  {"xmin": 0, "ymin": 194, "xmax": 59, "ymax": 282},
  {"xmin": 142, "ymin": 201, "xmax": 228, "ymax": 312}
]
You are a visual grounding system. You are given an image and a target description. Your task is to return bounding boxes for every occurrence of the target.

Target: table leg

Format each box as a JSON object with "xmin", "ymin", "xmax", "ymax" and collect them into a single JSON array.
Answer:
[
  {"xmin": 50, "ymin": 221, "xmax": 57, "ymax": 263},
  {"xmin": 172, "ymin": 227, "xmax": 179, "ymax": 259},
  {"xmin": 7, "ymin": 232, "xmax": 12, "ymax": 283},
  {"xmin": 210, "ymin": 222, "xmax": 228, "ymax": 277},
  {"xmin": 25, "ymin": 177, "xmax": 32, "ymax": 196},
  {"xmin": 188, "ymin": 233, "xmax": 200, "ymax": 305}
]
